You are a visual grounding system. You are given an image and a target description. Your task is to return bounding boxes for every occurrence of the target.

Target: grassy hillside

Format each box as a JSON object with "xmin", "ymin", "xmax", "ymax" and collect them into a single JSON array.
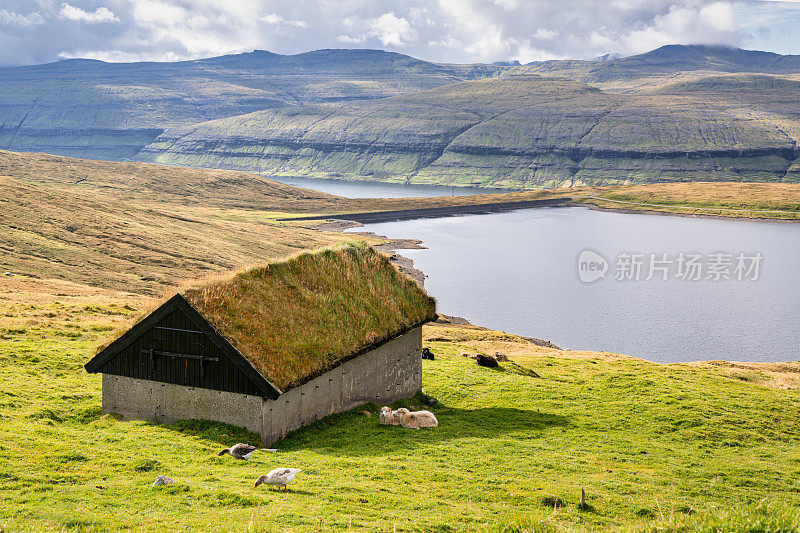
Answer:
[
  {"xmin": 3, "ymin": 151, "xmax": 800, "ymax": 299},
  {"xmin": 575, "ymin": 181, "xmax": 800, "ymax": 220},
  {"xmin": 4, "ymin": 44, "xmax": 800, "ymax": 188},
  {"xmin": 141, "ymin": 73, "xmax": 800, "ymax": 188},
  {"xmin": 526, "ymin": 44, "xmax": 800, "ymax": 87},
  {"xmin": 0, "ymin": 49, "xmax": 503, "ymax": 160},
  {"xmin": 0, "ymin": 149, "xmax": 584, "ymax": 294},
  {"xmin": 2, "ymin": 150, "xmax": 800, "ymax": 530},
  {"xmin": 2, "ymin": 302, "xmax": 800, "ymax": 531},
  {"xmin": 0, "ymin": 150, "xmax": 358, "ymax": 295}
]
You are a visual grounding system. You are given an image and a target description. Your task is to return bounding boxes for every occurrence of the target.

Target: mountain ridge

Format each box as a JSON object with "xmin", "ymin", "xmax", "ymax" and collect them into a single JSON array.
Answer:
[
  {"xmin": 3, "ymin": 44, "xmax": 800, "ymax": 187},
  {"xmin": 138, "ymin": 72, "xmax": 800, "ymax": 188},
  {"xmin": 0, "ymin": 48, "xmax": 504, "ymax": 160}
]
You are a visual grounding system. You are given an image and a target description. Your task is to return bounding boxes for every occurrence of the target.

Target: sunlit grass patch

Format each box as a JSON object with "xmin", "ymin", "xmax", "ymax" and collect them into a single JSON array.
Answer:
[{"xmin": 2, "ymin": 300, "xmax": 800, "ymax": 530}]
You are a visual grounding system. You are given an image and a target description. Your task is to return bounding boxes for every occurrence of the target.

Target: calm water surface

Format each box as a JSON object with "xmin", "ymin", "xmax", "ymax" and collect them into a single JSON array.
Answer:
[
  {"xmin": 349, "ymin": 207, "xmax": 800, "ymax": 363},
  {"xmin": 266, "ymin": 175, "xmax": 515, "ymax": 198}
]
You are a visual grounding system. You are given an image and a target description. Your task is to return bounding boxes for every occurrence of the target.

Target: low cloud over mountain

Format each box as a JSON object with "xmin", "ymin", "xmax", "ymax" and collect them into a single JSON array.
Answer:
[{"xmin": 0, "ymin": 0, "xmax": 796, "ymax": 66}]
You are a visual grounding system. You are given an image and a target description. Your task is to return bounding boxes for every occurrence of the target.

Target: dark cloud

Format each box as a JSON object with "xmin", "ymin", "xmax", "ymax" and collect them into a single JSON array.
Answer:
[{"xmin": 0, "ymin": 0, "xmax": 794, "ymax": 67}]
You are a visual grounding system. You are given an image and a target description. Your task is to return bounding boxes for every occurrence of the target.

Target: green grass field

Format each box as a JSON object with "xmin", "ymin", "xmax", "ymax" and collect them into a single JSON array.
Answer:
[{"xmin": 2, "ymin": 300, "xmax": 800, "ymax": 532}]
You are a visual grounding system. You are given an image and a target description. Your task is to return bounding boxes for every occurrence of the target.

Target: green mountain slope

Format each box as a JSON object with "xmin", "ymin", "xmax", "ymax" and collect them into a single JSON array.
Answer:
[
  {"xmin": 4, "ymin": 44, "xmax": 800, "ymax": 187},
  {"xmin": 527, "ymin": 44, "xmax": 800, "ymax": 85},
  {"xmin": 139, "ymin": 74, "xmax": 800, "ymax": 188},
  {"xmin": 0, "ymin": 49, "xmax": 502, "ymax": 160}
]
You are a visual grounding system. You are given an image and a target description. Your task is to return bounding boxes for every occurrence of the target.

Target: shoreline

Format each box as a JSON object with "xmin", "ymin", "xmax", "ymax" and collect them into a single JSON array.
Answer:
[
  {"xmin": 322, "ymin": 218, "xmax": 429, "ymax": 287},
  {"xmin": 287, "ymin": 196, "xmax": 800, "ymax": 225},
  {"xmin": 281, "ymin": 197, "xmax": 573, "ymax": 223},
  {"xmin": 574, "ymin": 200, "xmax": 800, "ymax": 223}
]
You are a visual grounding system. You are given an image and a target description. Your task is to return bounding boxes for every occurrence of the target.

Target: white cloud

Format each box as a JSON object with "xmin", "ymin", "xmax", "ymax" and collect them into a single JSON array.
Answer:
[
  {"xmin": 516, "ymin": 43, "xmax": 561, "ymax": 63},
  {"xmin": 2, "ymin": 0, "xmax": 799, "ymax": 67},
  {"xmin": 534, "ymin": 28, "xmax": 558, "ymax": 40},
  {"xmin": 368, "ymin": 12, "xmax": 416, "ymax": 46},
  {"xmin": 463, "ymin": 25, "xmax": 509, "ymax": 59},
  {"xmin": 620, "ymin": 1, "xmax": 740, "ymax": 54},
  {"xmin": 130, "ymin": 1, "xmax": 186, "ymax": 25},
  {"xmin": 0, "ymin": 9, "xmax": 45, "ymax": 27},
  {"xmin": 428, "ymin": 34, "xmax": 462, "ymax": 48},
  {"xmin": 59, "ymin": 4, "xmax": 119, "ymax": 24},
  {"xmin": 337, "ymin": 34, "xmax": 366, "ymax": 44},
  {"xmin": 57, "ymin": 49, "xmax": 186, "ymax": 62},
  {"xmin": 262, "ymin": 13, "xmax": 307, "ymax": 28}
]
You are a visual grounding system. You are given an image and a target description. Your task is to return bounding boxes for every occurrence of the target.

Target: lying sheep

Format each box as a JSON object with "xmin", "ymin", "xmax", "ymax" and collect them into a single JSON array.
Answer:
[
  {"xmin": 395, "ymin": 407, "xmax": 439, "ymax": 429},
  {"xmin": 379, "ymin": 406, "xmax": 400, "ymax": 425}
]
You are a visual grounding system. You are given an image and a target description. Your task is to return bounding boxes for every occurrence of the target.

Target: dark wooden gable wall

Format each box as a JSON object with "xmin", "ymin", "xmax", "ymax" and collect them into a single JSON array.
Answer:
[{"xmin": 85, "ymin": 295, "xmax": 280, "ymax": 399}]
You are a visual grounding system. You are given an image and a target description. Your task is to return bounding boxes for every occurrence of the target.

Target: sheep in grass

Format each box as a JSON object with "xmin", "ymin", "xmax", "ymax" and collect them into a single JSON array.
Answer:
[
  {"xmin": 395, "ymin": 407, "xmax": 438, "ymax": 429},
  {"xmin": 379, "ymin": 406, "xmax": 400, "ymax": 426}
]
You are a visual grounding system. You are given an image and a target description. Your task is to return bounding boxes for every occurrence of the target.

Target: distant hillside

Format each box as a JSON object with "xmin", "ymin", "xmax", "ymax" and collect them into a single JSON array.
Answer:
[
  {"xmin": 526, "ymin": 44, "xmax": 800, "ymax": 84},
  {"xmin": 3, "ymin": 44, "xmax": 800, "ymax": 187},
  {"xmin": 655, "ymin": 73, "xmax": 800, "ymax": 93},
  {"xmin": 0, "ymin": 49, "xmax": 503, "ymax": 160},
  {"xmin": 139, "ymin": 74, "xmax": 800, "ymax": 188}
]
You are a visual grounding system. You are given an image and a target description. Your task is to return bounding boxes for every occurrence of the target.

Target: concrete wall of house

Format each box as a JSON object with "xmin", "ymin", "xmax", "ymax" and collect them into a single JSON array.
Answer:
[
  {"xmin": 100, "ymin": 326, "xmax": 423, "ymax": 445},
  {"xmin": 260, "ymin": 326, "xmax": 422, "ymax": 445},
  {"xmin": 101, "ymin": 373, "xmax": 264, "ymax": 434}
]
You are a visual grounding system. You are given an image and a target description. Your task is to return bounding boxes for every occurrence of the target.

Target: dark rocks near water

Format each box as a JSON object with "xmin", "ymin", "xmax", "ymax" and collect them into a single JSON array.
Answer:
[{"xmin": 436, "ymin": 314, "xmax": 472, "ymax": 325}]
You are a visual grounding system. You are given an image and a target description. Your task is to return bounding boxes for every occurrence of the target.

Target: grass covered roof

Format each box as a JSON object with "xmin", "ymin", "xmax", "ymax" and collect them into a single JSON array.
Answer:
[{"xmin": 181, "ymin": 242, "xmax": 436, "ymax": 390}]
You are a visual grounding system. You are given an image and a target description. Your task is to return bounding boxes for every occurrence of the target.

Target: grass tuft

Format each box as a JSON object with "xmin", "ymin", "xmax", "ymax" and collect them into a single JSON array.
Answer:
[
  {"xmin": 538, "ymin": 496, "xmax": 564, "ymax": 509},
  {"xmin": 131, "ymin": 458, "xmax": 161, "ymax": 472}
]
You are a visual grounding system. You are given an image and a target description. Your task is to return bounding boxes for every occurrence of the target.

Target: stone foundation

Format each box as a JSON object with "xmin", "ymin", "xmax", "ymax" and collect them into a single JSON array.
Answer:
[{"xmin": 101, "ymin": 326, "xmax": 422, "ymax": 445}]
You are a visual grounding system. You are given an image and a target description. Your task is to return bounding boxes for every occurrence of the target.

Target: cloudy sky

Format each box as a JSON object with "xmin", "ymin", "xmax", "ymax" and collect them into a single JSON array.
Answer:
[{"xmin": 0, "ymin": 0, "xmax": 799, "ymax": 67}]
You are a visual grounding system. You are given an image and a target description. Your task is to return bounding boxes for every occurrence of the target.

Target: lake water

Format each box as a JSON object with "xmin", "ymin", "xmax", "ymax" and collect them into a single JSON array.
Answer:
[
  {"xmin": 266, "ymin": 175, "xmax": 515, "ymax": 198},
  {"xmin": 349, "ymin": 207, "xmax": 800, "ymax": 363}
]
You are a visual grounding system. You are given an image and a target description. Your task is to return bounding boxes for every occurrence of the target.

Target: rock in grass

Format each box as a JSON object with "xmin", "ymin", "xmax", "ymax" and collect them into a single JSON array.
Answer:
[
  {"xmin": 494, "ymin": 352, "xmax": 510, "ymax": 362},
  {"xmin": 152, "ymin": 475, "xmax": 174, "ymax": 487},
  {"xmin": 422, "ymin": 347, "xmax": 435, "ymax": 360}
]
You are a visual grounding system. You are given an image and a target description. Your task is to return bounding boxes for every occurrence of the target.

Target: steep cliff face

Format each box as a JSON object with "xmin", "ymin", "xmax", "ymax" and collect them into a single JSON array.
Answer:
[
  {"xmin": 4, "ymin": 45, "xmax": 800, "ymax": 187},
  {"xmin": 138, "ymin": 74, "xmax": 800, "ymax": 189},
  {"xmin": 0, "ymin": 50, "xmax": 502, "ymax": 160}
]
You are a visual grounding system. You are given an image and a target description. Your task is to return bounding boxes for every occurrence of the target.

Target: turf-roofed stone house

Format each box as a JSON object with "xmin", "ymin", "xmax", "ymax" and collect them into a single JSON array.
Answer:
[{"xmin": 85, "ymin": 244, "xmax": 436, "ymax": 445}]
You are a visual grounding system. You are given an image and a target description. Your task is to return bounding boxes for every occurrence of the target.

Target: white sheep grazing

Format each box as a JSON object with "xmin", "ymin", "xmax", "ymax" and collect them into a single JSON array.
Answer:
[
  {"xmin": 379, "ymin": 406, "xmax": 401, "ymax": 425},
  {"xmin": 395, "ymin": 408, "xmax": 438, "ymax": 429}
]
